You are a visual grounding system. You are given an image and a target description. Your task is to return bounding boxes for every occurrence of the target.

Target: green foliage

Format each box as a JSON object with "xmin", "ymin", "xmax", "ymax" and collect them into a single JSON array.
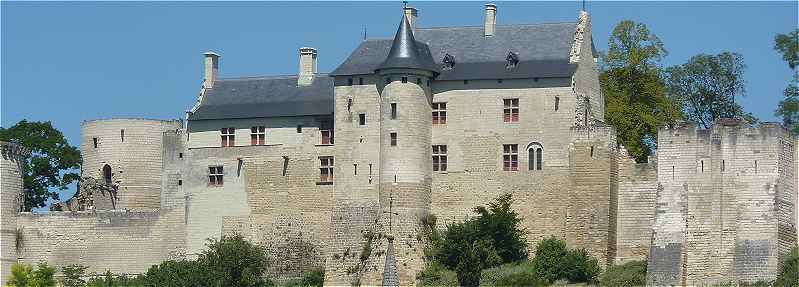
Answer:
[
  {"xmin": 198, "ymin": 233, "xmax": 270, "ymax": 287},
  {"xmin": 143, "ymin": 260, "xmax": 211, "ymax": 287},
  {"xmin": 480, "ymin": 261, "xmax": 545, "ymax": 287},
  {"xmin": 429, "ymin": 194, "xmax": 528, "ymax": 287},
  {"xmin": 600, "ymin": 20, "xmax": 681, "ymax": 162},
  {"xmin": 774, "ymin": 29, "xmax": 799, "ymax": 70},
  {"xmin": 665, "ymin": 52, "xmax": 756, "ymax": 128},
  {"xmin": 6, "ymin": 262, "xmax": 55, "ymax": 287},
  {"xmin": 85, "ymin": 270, "xmax": 145, "ymax": 287},
  {"xmin": 532, "ymin": 237, "xmax": 569, "ymax": 283},
  {"xmin": 417, "ymin": 261, "xmax": 458, "ymax": 287},
  {"xmin": 775, "ymin": 246, "xmax": 798, "ymax": 287},
  {"xmin": 598, "ymin": 260, "xmax": 647, "ymax": 287},
  {"xmin": 562, "ymin": 248, "xmax": 600, "ymax": 283},
  {"xmin": 282, "ymin": 268, "xmax": 324, "ymax": 287},
  {"xmin": 60, "ymin": 265, "xmax": 88, "ymax": 287},
  {"xmin": 0, "ymin": 120, "xmax": 81, "ymax": 210}
]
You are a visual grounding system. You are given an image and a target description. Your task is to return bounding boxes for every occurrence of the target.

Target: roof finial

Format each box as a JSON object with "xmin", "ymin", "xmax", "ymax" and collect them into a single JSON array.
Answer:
[{"xmin": 403, "ymin": 1, "xmax": 408, "ymax": 9}]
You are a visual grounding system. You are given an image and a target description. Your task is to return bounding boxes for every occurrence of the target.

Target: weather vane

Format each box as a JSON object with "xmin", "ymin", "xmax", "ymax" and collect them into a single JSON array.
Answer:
[
  {"xmin": 403, "ymin": 1, "xmax": 408, "ymax": 9},
  {"xmin": 383, "ymin": 190, "xmax": 399, "ymax": 234}
]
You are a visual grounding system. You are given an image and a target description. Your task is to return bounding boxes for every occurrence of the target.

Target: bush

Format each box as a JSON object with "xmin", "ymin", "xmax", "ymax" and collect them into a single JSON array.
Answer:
[
  {"xmin": 775, "ymin": 246, "xmax": 798, "ymax": 287},
  {"xmin": 60, "ymin": 265, "xmax": 88, "ymax": 287},
  {"xmin": 598, "ymin": 260, "xmax": 647, "ymax": 287},
  {"xmin": 85, "ymin": 270, "xmax": 146, "ymax": 287},
  {"xmin": 199, "ymin": 233, "xmax": 271, "ymax": 287},
  {"xmin": 532, "ymin": 237, "xmax": 568, "ymax": 283},
  {"xmin": 480, "ymin": 261, "xmax": 545, "ymax": 287},
  {"xmin": 563, "ymin": 248, "xmax": 600, "ymax": 283},
  {"xmin": 283, "ymin": 268, "xmax": 324, "ymax": 287},
  {"xmin": 7, "ymin": 262, "xmax": 33, "ymax": 287},
  {"xmin": 144, "ymin": 260, "xmax": 211, "ymax": 287},
  {"xmin": 6, "ymin": 262, "xmax": 56, "ymax": 287},
  {"xmin": 417, "ymin": 261, "xmax": 458, "ymax": 287}
]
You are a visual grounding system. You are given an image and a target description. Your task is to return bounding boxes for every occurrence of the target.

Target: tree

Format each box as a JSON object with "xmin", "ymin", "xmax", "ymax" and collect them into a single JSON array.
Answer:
[
  {"xmin": 60, "ymin": 264, "xmax": 88, "ymax": 287},
  {"xmin": 774, "ymin": 29, "xmax": 799, "ymax": 134},
  {"xmin": 6, "ymin": 262, "xmax": 56, "ymax": 287},
  {"xmin": 198, "ymin": 233, "xmax": 270, "ymax": 287},
  {"xmin": 601, "ymin": 20, "xmax": 681, "ymax": 162},
  {"xmin": 0, "ymin": 120, "xmax": 81, "ymax": 210},
  {"xmin": 665, "ymin": 52, "xmax": 756, "ymax": 128}
]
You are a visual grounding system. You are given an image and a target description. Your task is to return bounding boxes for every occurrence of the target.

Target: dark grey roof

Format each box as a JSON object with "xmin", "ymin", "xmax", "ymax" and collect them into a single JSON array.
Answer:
[
  {"xmin": 331, "ymin": 22, "xmax": 581, "ymax": 80},
  {"xmin": 376, "ymin": 14, "xmax": 437, "ymax": 73},
  {"xmin": 188, "ymin": 75, "xmax": 333, "ymax": 121}
]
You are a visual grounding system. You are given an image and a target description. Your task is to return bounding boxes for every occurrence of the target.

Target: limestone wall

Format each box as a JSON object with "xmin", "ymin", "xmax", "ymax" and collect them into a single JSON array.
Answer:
[
  {"xmin": 15, "ymin": 209, "xmax": 186, "ymax": 277},
  {"xmin": 81, "ymin": 119, "xmax": 182, "ymax": 210},
  {"xmin": 613, "ymin": 148, "xmax": 657, "ymax": 264},
  {"xmin": 647, "ymin": 121, "xmax": 797, "ymax": 286},
  {"xmin": 1, "ymin": 142, "xmax": 29, "ymax": 286}
]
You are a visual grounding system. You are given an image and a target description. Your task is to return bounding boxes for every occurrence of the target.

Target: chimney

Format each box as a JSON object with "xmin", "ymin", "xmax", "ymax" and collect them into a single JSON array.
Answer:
[
  {"xmin": 403, "ymin": 6, "xmax": 418, "ymax": 30},
  {"xmin": 484, "ymin": 3, "xmax": 497, "ymax": 37},
  {"xmin": 298, "ymin": 47, "xmax": 317, "ymax": 86},
  {"xmin": 203, "ymin": 51, "xmax": 220, "ymax": 89}
]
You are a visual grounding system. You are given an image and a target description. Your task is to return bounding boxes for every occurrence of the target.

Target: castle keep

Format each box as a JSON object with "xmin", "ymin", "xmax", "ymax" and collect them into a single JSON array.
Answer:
[{"xmin": 0, "ymin": 4, "xmax": 795, "ymax": 286}]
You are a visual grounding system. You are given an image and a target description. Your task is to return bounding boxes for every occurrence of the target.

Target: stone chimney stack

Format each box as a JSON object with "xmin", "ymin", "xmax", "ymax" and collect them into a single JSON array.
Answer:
[
  {"xmin": 403, "ymin": 6, "xmax": 418, "ymax": 31},
  {"xmin": 484, "ymin": 3, "xmax": 497, "ymax": 37},
  {"xmin": 203, "ymin": 51, "xmax": 220, "ymax": 89},
  {"xmin": 298, "ymin": 47, "xmax": 317, "ymax": 86}
]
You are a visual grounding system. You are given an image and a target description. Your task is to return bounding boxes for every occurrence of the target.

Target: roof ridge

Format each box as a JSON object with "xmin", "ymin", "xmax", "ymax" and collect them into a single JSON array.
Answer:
[
  {"xmin": 219, "ymin": 73, "xmax": 330, "ymax": 81},
  {"xmin": 418, "ymin": 21, "xmax": 578, "ymax": 31}
]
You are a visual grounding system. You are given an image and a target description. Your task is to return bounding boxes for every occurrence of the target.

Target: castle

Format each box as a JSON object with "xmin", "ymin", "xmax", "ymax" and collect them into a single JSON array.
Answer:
[{"xmin": 1, "ymin": 4, "xmax": 796, "ymax": 286}]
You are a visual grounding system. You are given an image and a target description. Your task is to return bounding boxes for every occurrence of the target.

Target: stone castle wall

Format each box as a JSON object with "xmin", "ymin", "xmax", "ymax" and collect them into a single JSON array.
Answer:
[
  {"xmin": 613, "ymin": 148, "xmax": 658, "ymax": 264},
  {"xmin": 1, "ymin": 142, "xmax": 29, "ymax": 286},
  {"xmin": 647, "ymin": 121, "xmax": 797, "ymax": 286},
  {"xmin": 81, "ymin": 119, "xmax": 182, "ymax": 210}
]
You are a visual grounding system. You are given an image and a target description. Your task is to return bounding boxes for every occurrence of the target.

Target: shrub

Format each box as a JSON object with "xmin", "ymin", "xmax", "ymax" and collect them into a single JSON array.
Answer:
[
  {"xmin": 532, "ymin": 237, "xmax": 568, "ymax": 283},
  {"xmin": 199, "ymin": 233, "xmax": 270, "ymax": 287},
  {"xmin": 6, "ymin": 262, "xmax": 55, "ymax": 287},
  {"xmin": 7, "ymin": 262, "xmax": 33, "ymax": 287},
  {"xmin": 60, "ymin": 264, "xmax": 88, "ymax": 287},
  {"xmin": 417, "ymin": 261, "xmax": 458, "ymax": 287},
  {"xmin": 144, "ymin": 260, "xmax": 211, "ymax": 287},
  {"xmin": 480, "ymin": 261, "xmax": 545, "ymax": 287},
  {"xmin": 775, "ymin": 246, "xmax": 798, "ymax": 287},
  {"xmin": 598, "ymin": 260, "xmax": 647, "ymax": 287},
  {"xmin": 298, "ymin": 268, "xmax": 324, "ymax": 287},
  {"xmin": 563, "ymin": 248, "xmax": 600, "ymax": 283}
]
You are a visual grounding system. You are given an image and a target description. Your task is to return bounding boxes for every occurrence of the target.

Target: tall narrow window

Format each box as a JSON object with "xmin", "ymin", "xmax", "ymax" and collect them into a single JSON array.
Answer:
[
  {"xmin": 433, "ymin": 145, "xmax": 448, "ymax": 172},
  {"xmin": 297, "ymin": 125, "xmax": 303, "ymax": 133},
  {"xmin": 320, "ymin": 157, "xmax": 334, "ymax": 183},
  {"xmin": 209, "ymin": 166, "xmax": 223, "ymax": 186},
  {"xmin": 536, "ymin": 148, "xmax": 543, "ymax": 170},
  {"xmin": 103, "ymin": 165, "xmax": 112, "ymax": 185},
  {"xmin": 390, "ymin": 133, "xmax": 397, "ymax": 146},
  {"xmin": 359, "ymin": 114, "xmax": 366, "ymax": 125},
  {"xmin": 555, "ymin": 97, "xmax": 560, "ymax": 111},
  {"xmin": 347, "ymin": 78, "xmax": 353, "ymax": 86},
  {"xmin": 503, "ymin": 99, "xmax": 519, "ymax": 122},
  {"xmin": 251, "ymin": 126, "xmax": 265, "ymax": 146},
  {"xmin": 221, "ymin": 128, "xmax": 235, "ymax": 147},
  {"xmin": 391, "ymin": 103, "xmax": 397, "ymax": 120},
  {"xmin": 528, "ymin": 144, "xmax": 543, "ymax": 171},
  {"xmin": 401, "ymin": 77, "xmax": 408, "ymax": 83},
  {"xmin": 93, "ymin": 138, "xmax": 98, "ymax": 148},
  {"xmin": 359, "ymin": 77, "xmax": 364, "ymax": 85},
  {"xmin": 120, "ymin": 129, "xmax": 125, "ymax": 142},
  {"xmin": 503, "ymin": 144, "xmax": 519, "ymax": 171},
  {"xmin": 321, "ymin": 119, "xmax": 334, "ymax": 145},
  {"xmin": 432, "ymin": 102, "xmax": 447, "ymax": 125}
]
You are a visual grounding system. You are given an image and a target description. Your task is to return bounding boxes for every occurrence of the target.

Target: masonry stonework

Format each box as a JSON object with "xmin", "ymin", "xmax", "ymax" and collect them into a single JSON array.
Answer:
[{"xmin": 1, "ymin": 142, "xmax": 29, "ymax": 286}]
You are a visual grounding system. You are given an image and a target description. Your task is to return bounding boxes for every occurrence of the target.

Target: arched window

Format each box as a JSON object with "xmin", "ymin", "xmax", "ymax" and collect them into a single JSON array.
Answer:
[
  {"xmin": 103, "ymin": 164, "xmax": 112, "ymax": 185},
  {"xmin": 527, "ymin": 143, "xmax": 543, "ymax": 171}
]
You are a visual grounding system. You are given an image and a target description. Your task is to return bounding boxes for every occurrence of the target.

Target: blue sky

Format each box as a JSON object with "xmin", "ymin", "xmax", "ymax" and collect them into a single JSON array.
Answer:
[{"xmin": 1, "ymin": 1, "xmax": 797, "ymax": 202}]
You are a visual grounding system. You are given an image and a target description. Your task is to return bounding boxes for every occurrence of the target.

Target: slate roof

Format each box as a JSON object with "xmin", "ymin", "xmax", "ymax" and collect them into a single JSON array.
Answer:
[
  {"xmin": 332, "ymin": 22, "xmax": 582, "ymax": 80},
  {"xmin": 188, "ymin": 75, "xmax": 333, "ymax": 121},
  {"xmin": 376, "ymin": 14, "xmax": 438, "ymax": 73}
]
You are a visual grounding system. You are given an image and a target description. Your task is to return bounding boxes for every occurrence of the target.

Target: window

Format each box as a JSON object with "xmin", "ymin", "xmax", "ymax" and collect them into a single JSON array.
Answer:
[
  {"xmin": 359, "ymin": 114, "xmax": 366, "ymax": 125},
  {"xmin": 93, "ymin": 138, "xmax": 98, "ymax": 148},
  {"xmin": 498, "ymin": 79, "xmax": 503, "ymax": 83},
  {"xmin": 503, "ymin": 144, "xmax": 519, "ymax": 171},
  {"xmin": 209, "ymin": 166, "xmax": 223, "ymax": 186},
  {"xmin": 120, "ymin": 129, "xmax": 125, "ymax": 142},
  {"xmin": 391, "ymin": 103, "xmax": 397, "ymax": 119},
  {"xmin": 319, "ymin": 157, "xmax": 334, "ymax": 183},
  {"xmin": 432, "ymin": 102, "xmax": 447, "ymax": 125},
  {"xmin": 442, "ymin": 53, "xmax": 456, "ymax": 70},
  {"xmin": 463, "ymin": 80, "xmax": 469, "ymax": 85},
  {"xmin": 354, "ymin": 164, "xmax": 357, "ymax": 175},
  {"xmin": 390, "ymin": 133, "xmax": 397, "ymax": 146},
  {"xmin": 179, "ymin": 152, "xmax": 183, "ymax": 159},
  {"xmin": 506, "ymin": 51, "xmax": 520, "ymax": 69},
  {"xmin": 347, "ymin": 78, "xmax": 353, "ymax": 86},
  {"xmin": 221, "ymin": 128, "xmax": 235, "ymax": 147},
  {"xmin": 528, "ymin": 144, "xmax": 543, "ymax": 171},
  {"xmin": 555, "ymin": 97, "xmax": 560, "ymax": 111},
  {"xmin": 178, "ymin": 180, "xmax": 182, "ymax": 186},
  {"xmin": 433, "ymin": 145, "xmax": 447, "ymax": 172},
  {"xmin": 297, "ymin": 125, "xmax": 303, "ymax": 133},
  {"xmin": 103, "ymin": 165, "xmax": 112, "ymax": 185},
  {"xmin": 503, "ymin": 99, "xmax": 519, "ymax": 123},
  {"xmin": 251, "ymin": 126, "xmax": 265, "ymax": 146},
  {"xmin": 401, "ymin": 77, "xmax": 408, "ymax": 83},
  {"xmin": 321, "ymin": 119, "xmax": 334, "ymax": 145},
  {"xmin": 359, "ymin": 77, "xmax": 364, "ymax": 85},
  {"xmin": 417, "ymin": 78, "xmax": 422, "ymax": 85}
]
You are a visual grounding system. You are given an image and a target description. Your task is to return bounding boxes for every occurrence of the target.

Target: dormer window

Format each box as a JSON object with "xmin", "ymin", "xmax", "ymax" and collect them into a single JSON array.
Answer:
[
  {"xmin": 506, "ymin": 51, "xmax": 519, "ymax": 69},
  {"xmin": 442, "ymin": 53, "xmax": 456, "ymax": 70}
]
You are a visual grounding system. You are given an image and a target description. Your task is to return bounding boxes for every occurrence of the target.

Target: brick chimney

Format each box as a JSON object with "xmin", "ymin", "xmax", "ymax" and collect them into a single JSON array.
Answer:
[
  {"xmin": 404, "ymin": 6, "xmax": 418, "ymax": 31},
  {"xmin": 203, "ymin": 51, "xmax": 220, "ymax": 89},
  {"xmin": 484, "ymin": 3, "xmax": 497, "ymax": 37},
  {"xmin": 298, "ymin": 47, "xmax": 317, "ymax": 86}
]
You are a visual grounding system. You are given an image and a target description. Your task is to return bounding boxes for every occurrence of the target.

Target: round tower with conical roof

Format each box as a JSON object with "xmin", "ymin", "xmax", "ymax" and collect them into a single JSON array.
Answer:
[{"xmin": 376, "ymin": 12, "xmax": 437, "ymax": 284}]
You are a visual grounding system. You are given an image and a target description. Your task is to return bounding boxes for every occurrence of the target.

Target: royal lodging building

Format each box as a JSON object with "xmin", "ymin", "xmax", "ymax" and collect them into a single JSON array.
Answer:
[{"xmin": 1, "ymin": 4, "xmax": 795, "ymax": 286}]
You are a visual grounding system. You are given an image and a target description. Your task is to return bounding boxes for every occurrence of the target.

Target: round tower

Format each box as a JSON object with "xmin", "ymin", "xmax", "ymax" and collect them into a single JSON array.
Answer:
[
  {"xmin": 80, "ymin": 119, "xmax": 182, "ymax": 210},
  {"xmin": 375, "ymin": 12, "xmax": 437, "ymax": 285},
  {"xmin": 1, "ymin": 142, "xmax": 30, "ymax": 286}
]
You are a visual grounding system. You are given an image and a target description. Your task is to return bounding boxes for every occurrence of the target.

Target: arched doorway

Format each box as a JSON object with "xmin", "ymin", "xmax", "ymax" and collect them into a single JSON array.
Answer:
[{"xmin": 102, "ymin": 164, "xmax": 112, "ymax": 185}]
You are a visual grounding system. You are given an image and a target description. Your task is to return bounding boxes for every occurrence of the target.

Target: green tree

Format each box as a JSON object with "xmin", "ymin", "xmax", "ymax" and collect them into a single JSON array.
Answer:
[
  {"xmin": 0, "ymin": 120, "xmax": 81, "ymax": 210},
  {"xmin": 60, "ymin": 264, "xmax": 88, "ymax": 287},
  {"xmin": 143, "ymin": 260, "xmax": 212, "ymax": 287},
  {"xmin": 665, "ymin": 52, "xmax": 756, "ymax": 128},
  {"xmin": 774, "ymin": 29, "xmax": 799, "ymax": 134},
  {"xmin": 774, "ymin": 246, "xmax": 798, "ymax": 287},
  {"xmin": 199, "ymin": 233, "xmax": 270, "ymax": 287},
  {"xmin": 6, "ymin": 262, "xmax": 33, "ymax": 287},
  {"xmin": 28, "ymin": 263, "xmax": 56, "ymax": 287},
  {"xmin": 532, "ymin": 237, "xmax": 569, "ymax": 283},
  {"xmin": 598, "ymin": 260, "xmax": 648, "ymax": 287},
  {"xmin": 601, "ymin": 20, "xmax": 681, "ymax": 162}
]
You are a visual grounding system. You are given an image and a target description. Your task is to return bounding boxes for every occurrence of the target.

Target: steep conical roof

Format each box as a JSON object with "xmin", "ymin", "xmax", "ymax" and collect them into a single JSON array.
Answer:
[
  {"xmin": 376, "ymin": 14, "xmax": 436, "ymax": 73},
  {"xmin": 381, "ymin": 238, "xmax": 400, "ymax": 287}
]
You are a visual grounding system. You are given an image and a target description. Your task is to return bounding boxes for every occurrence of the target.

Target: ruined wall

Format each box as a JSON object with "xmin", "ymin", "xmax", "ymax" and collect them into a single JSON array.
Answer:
[
  {"xmin": 648, "ymin": 121, "xmax": 797, "ymax": 286},
  {"xmin": 15, "ymin": 209, "xmax": 186, "ymax": 276},
  {"xmin": 613, "ymin": 148, "xmax": 657, "ymax": 264},
  {"xmin": 1, "ymin": 142, "xmax": 29, "ymax": 286},
  {"xmin": 570, "ymin": 11, "xmax": 603, "ymax": 123},
  {"xmin": 81, "ymin": 119, "xmax": 182, "ymax": 210}
]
